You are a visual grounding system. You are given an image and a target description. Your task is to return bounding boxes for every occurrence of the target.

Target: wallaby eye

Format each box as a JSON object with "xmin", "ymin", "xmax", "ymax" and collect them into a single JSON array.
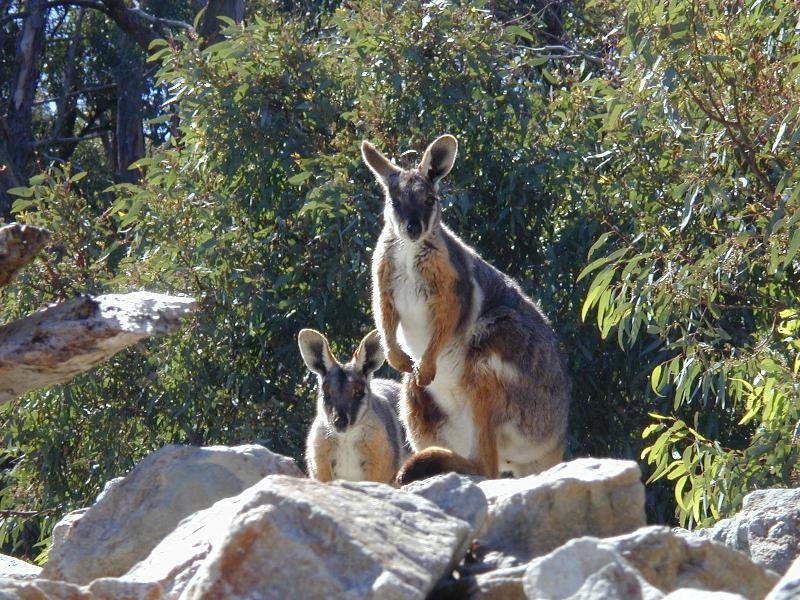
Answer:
[{"xmin": 425, "ymin": 196, "xmax": 437, "ymax": 207}]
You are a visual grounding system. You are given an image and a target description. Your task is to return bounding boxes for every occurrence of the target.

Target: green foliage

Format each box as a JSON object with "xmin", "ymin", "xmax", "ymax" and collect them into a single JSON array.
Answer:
[
  {"xmin": 579, "ymin": 0, "xmax": 800, "ymax": 527},
  {"xmin": 1, "ymin": 0, "xmax": 797, "ymax": 561}
]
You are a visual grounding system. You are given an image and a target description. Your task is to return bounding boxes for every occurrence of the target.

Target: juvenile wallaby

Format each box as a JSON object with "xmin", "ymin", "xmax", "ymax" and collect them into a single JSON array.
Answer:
[
  {"xmin": 298, "ymin": 328, "xmax": 407, "ymax": 484},
  {"xmin": 362, "ymin": 134, "xmax": 571, "ymax": 484}
]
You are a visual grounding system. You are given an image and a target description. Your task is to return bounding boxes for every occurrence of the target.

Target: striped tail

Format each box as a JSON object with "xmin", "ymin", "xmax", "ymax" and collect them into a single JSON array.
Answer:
[{"xmin": 395, "ymin": 446, "xmax": 483, "ymax": 485}]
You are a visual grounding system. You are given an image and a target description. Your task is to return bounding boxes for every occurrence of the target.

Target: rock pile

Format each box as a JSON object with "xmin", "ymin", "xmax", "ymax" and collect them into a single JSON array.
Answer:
[{"xmin": 0, "ymin": 444, "xmax": 796, "ymax": 600}]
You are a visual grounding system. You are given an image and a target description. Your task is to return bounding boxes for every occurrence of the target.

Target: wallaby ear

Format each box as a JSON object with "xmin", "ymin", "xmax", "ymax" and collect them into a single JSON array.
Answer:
[
  {"xmin": 298, "ymin": 329, "xmax": 337, "ymax": 376},
  {"xmin": 418, "ymin": 134, "xmax": 458, "ymax": 184},
  {"xmin": 361, "ymin": 141, "xmax": 400, "ymax": 185},
  {"xmin": 352, "ymin": 329, "xmax": 385, "ymax": 377}
]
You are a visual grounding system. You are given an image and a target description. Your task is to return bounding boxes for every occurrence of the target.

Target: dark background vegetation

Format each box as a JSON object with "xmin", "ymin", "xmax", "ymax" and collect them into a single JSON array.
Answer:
[{"xmin": 0, "ymin": 0, "xmax": 797, "ymax": 562}]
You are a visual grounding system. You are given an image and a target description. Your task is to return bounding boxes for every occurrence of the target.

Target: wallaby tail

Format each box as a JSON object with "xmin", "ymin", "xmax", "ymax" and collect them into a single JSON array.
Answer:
[{"xmin": 395, "ymin": 446, "xmax": 483, "ymax": 486}]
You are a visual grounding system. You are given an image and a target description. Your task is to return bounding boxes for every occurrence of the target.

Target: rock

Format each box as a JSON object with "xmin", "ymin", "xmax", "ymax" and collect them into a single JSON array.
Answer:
[
  {"xmin": 663, "ymin": 590, "xmax": 748, "ymax": 600},
  {"xmin": 468, "ymin": 565, "xmax": 528, "ymax": 599},
  {"xmin": 610, "ymin": 526, "xmax": 778, "ymax": 598},
  {"xmin": 570, "ymin": 561, "xmax": 664, "ymax": 600},
  {"xmin": 97, "ymin": 475, "xmax": 472, "ymax": 599},
  {"xmin": 523, "ymin": 527, "xmax": 778, "ymax": 600},
  {"xmin": 0, "ymin": 554, "xmax": 41, "ymax": 581},
  {"xmin": 42, "ymin": 444, "xmax": 302, "ymax": 585},
  {"xmin": 522, "ymin": 537, "xmax": 663, "ymax": 600},
  {"xmin": 0, "ymin": 578, "xmax": 89, "ymax": 599},
  {"xmin": 694, "ymin": 488, "xmax": 800, "ymax": 574},
  {"xmin": 765, "ymin": 555, "xmax": 800, "ymax": 600},
  {"xmin": 475, "ymin": 458, "xmax": 645, "ymax": 565},
  {"xmin": 402, "ymin": 473, "xmax": 488, "ymax": 534},
  {"xmin": 0, "ymin": 291, "xmax": 196, "ymax": 404}
]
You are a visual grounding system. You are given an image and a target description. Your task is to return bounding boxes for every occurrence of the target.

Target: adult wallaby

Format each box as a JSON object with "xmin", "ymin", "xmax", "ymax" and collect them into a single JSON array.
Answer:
[
  {"xmin": 362, "ymin": 134, "xmax": 571, "ymax": 484},
  {"xmin": 298, "ymin": 328, "xmax": 407, "ymax": 484}
]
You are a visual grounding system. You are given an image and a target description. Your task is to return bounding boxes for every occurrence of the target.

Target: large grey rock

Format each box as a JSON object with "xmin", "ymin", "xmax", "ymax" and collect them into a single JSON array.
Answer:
[
  {"xmin": 476, "ymin": 458, "xmax": 645, "ymax": 565},
  {"xmin": 522, "ymin": 537, "xmax": 663, "ymax": 600},
  {"xmin": 402, "ymin": 473, "xmax": 488, "ymax": 534},
  {"xmin": 663, "ymin": 590, "xmax": 748, "ymax": 600},
  {"xmin": 523, "ymin": 527, "xmax": 779, "ymax": 600},
  {"xmin": 0, "ymin": 554, "xmax": 41, "ymax": 581},
  {"xmin": 0, "ymin": 578, "xmax": 88, "ymax": 599},
  {"xmin": 570, "ymin": 561, "xmax": 664, "ymax": 600},
  {"xmin": 95, "ymin": 475, "xmax": 472, "ymax": 599},
  {"xmin": 694, "ymin": 488, "xmax": 800, "ymax": 574},
  {"xmin": 468, "ymin": 565, "xmax": 528, "ymax": 599},
  {"xmin": 766, "ymin": 555, "xmax": 800, "ymax": 600},
  {"xmin": 42, "ymin": 444, "xmax": 302, "ymax": 584}
]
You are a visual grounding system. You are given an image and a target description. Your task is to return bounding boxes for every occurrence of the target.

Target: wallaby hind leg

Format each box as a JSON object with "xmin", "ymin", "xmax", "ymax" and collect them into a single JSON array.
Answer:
[
  {"xmin": 506, "ymin": 440, "xmax": 565, "ymax": 478},
  {"xmin": 463, "ymin": 370, "xmax": 501, "ymax": 479}
]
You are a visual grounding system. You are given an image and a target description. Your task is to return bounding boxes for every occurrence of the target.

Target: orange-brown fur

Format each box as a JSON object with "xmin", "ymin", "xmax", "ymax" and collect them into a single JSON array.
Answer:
[
  {"xmin": 401, "ymin": 374, "xmax": 446, "ymax": 448},
  {"xmin": 307, "ymin": 431, "xmax": 336, "ymax": 482},
  {"xmin": 375, "ymin": 259, "xmax": 414, "ymax": 374},
  {"xmin": 396, "ymin": 446, "xmax": 482, "ymax": 486},
  {"xmin": 361, "ymin": 423, "xmax": 400, "ymax": 482},
  {"xmin": 414, "ymin": 243, "xmax": 461, "ymax": 386}
]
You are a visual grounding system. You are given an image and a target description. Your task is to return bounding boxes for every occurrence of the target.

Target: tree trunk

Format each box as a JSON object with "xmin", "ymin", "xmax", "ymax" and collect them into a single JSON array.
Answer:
[
  {"xmin": 1, "ymin": 0, "xmax": 48, "ymax": 221},
  {"xmin": 198, "ymin": 0, "xmax": 244, "ymax": 47},
  {"xmin": 112, "ymin": 32, "xmax": 145, "ymax": 184},
  {"xmin": 51, "ymin": 8, "xmax": 86, "ymax": 161}
]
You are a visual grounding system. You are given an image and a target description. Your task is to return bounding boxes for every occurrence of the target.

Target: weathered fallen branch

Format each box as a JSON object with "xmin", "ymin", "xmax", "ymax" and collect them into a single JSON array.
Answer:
[
  {"xmin": 0, "ymin": 292, "xmax": 196, "ymax": 404},
  {"xmin": 0, "ymin": 223, "xmax": 50, "ymax": 288}
]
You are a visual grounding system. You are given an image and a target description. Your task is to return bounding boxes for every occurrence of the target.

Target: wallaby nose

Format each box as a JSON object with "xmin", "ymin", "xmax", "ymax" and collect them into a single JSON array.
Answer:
[
  {"xmin": 406, "ymin": 220, "xmax": 422, "ymax": 240},
  {"xmin": 333, "ymin": 411, "xmax": 348, "ymax": 431}
]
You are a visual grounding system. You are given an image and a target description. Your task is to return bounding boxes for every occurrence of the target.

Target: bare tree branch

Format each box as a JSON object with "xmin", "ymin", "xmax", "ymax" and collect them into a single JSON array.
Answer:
[
  {"xmin": 0, "ymin": 292, "xmax": 197, "ymax": 405},
  {"xmin": 32, "ymin": 83, "xmax": 116, "ymax": 106},
  {"xmin": 97, "ymin": 0, "xmax": 192, "ymax": 51},
  {"xmin": 30, "ymin": 130, "xmax": 109, "ymax": 147},
  {"xmin": 522, "ymin": 44, "xmax": 603, "ymax": 65},
  {"xmin": 2, "ymin": 0, "xmax": 192, "ymax": 47}
]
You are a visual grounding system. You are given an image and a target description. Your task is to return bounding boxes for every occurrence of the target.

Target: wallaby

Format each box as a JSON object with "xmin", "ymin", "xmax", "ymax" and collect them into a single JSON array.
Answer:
[
  {"xmin": 362, "ymin": 134, "xmax": 571, "ymax": 484},
  {"xmin": 298, "ymin": 328, "xmax": 407, "ymax": 484}
]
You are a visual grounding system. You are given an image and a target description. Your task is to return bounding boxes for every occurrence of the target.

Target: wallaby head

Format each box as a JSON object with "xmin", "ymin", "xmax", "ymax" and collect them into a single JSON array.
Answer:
[
  {"xmin": 361, "ymin": 135, "xmax": 458, "ymax": 243},
  {"xmin": 298, "ymin": 329, "xmax": 385, "ymax": 432}
]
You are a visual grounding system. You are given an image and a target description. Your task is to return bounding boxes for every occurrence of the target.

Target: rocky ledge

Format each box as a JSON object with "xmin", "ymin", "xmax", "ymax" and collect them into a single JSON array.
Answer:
[{"xmin": 0, "ymin": 445, "xmax": 796, "ymax": 600}]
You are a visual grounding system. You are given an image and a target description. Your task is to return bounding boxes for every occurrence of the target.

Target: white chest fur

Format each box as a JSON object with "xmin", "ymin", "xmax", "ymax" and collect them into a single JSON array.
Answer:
[
  {"xmin": 390, "ymin": 243, "xmax": 479, "ymax": 421},
  {"xmin": 392, "ymin": 245, "xmax": 432, "ymax": 361},
  {"xmin": 331, "ymin": 426, "xmax": 365, "ymax": 481}
]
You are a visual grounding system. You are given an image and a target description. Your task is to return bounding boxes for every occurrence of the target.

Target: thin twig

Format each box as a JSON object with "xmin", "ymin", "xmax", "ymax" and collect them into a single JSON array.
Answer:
[{"xmin": 0, "ymin": 508, "xmax": 50, "ymax": 519}]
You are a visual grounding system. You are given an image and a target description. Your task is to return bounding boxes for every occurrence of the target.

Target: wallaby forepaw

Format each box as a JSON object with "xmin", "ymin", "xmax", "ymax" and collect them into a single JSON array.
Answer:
[
  {"xmin": 414, "ymin": 363, "xmax": 436, "ymax": 387},
  {"xmin": 388, "ymin": 349, "xmax": 414, "ymax": 373}
]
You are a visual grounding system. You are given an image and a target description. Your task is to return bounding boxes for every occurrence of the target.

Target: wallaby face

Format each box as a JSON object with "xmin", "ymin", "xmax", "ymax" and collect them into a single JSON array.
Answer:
[
  {"xmin": 361, "ymin": 135, "xmax": 457, "ymax": 243},
  {"xmin": 298, "ymin": 329, "xmax": 385, "ymax": 432}
]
